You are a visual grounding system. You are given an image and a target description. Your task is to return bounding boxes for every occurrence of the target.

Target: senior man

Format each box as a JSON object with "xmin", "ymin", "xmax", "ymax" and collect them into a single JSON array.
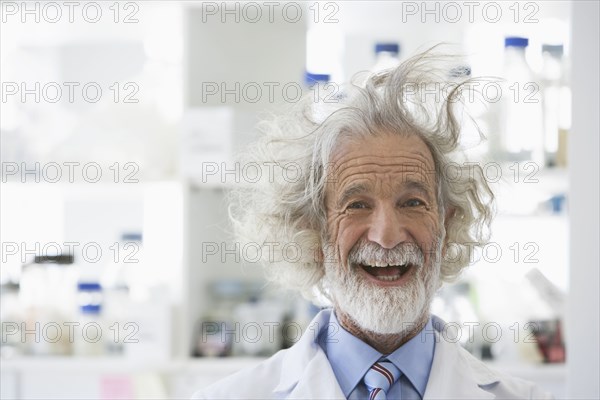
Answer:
[{"xmin": 193, "ymin": 49, "xmax": 552, "ymax": 399}]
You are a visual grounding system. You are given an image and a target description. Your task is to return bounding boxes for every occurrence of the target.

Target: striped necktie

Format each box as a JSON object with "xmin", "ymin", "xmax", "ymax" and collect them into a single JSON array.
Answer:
[{"xmin": 363, "ymin": 358, "xmax": 402, "ymax": 400}]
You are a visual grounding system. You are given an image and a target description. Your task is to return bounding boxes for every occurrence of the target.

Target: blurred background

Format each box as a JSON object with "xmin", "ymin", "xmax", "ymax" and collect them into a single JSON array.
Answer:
[{"xmin": 1, "ymin": 1, "xmax": 598, "ymax": 399}]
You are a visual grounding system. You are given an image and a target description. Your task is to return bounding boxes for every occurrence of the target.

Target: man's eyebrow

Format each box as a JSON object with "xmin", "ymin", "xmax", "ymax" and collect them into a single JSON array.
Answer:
[
  {"xmin": 401, "ymin": 180, "xmax": 434, "ymax": 200},
  {"xmin": 336, "ymin": 182, "xmax": 370, "ymax": 208}
]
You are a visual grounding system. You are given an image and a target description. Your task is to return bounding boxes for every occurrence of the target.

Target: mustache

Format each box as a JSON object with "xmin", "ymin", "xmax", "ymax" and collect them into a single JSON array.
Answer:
[{"xmin": 347, "ymin": 240, "xmax": 425, "ymax": 267}]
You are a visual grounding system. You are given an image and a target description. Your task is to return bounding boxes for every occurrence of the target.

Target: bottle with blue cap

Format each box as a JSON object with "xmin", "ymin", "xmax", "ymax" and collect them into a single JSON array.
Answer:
[
  {"xmin": 372, "ymin": 42, "xmax": 401, "ymax": 73},
  {"xmin": 304, "ymin": 72, "xmax": 330, "ymax": 87},
  {"xmin": 304, "ymin": 71, "xmax": 331, "ymax": 103},
  {"xmin": 304, "ymin": 71, "xmax": 332, "ymax": 123},
  {"xmin": 73, "ymin": 281, "xmax": 105, "ymax": 356},
  {"xmin": 499, "ymin": 36, "xmax": 544, "ymax": 164}
]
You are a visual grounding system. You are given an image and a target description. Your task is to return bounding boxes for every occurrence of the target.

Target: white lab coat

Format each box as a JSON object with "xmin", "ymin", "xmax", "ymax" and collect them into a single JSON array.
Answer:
[{"xmin": 193, "ymin": 309, "xmax": 553, "ymax": 399}]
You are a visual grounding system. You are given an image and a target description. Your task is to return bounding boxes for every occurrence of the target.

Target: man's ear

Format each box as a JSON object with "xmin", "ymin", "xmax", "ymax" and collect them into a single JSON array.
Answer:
[
  {"xmin": 442, "ymin": 205, "xmax": 456, "ymax": 254},
  {"xmin": 444, "ymin": 205, "xmax": 456, "ymax": 230}
]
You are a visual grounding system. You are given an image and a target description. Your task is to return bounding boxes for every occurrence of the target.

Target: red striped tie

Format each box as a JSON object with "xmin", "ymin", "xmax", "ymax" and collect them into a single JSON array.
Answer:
[{"xmin": 363, "ymin": 359, "xmax": 402, "ymax": 400}]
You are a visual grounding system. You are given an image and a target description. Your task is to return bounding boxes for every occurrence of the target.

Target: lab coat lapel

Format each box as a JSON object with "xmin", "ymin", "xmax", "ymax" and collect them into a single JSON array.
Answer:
[
  {"xmin": 424, "ymin": 319, "xmax": 497, "ymax": 400},
  {"xmin": 287, "ymin": 348, "xmax": 345, "ymax": 399},
  {"xmin": 274, "ymin": 309, "xmax": 345, "ymax": 399}
]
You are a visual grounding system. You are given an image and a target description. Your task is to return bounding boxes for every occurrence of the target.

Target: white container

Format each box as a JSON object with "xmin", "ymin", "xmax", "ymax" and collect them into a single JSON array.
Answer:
[
  {"xmin": 372, "ymin": 42, "xmax": 401, "ymax": 73},
  {"xmin": 499, "ymin": 37, "xmax": 544, "ymax": 163}
]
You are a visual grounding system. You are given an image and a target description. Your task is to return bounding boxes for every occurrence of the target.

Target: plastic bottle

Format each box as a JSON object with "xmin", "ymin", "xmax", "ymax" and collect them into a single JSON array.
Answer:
[
  {"xmin": 304, "ymin": 72, "xmax": 332, "ymax": 123},
  {"xmin": 372, "ymin": 42, "xmax": 401, "ymax": 73},
  {"xmin": 73, "ymin": 282, "xmax": 105, "ymax": 356},
  {"xmin": 500, "ymin": 37, "xmax": 544, "ymax": 164},
  {"xmin": 540, "ymin": 44, "xmax": 570, "ymax": 167}
]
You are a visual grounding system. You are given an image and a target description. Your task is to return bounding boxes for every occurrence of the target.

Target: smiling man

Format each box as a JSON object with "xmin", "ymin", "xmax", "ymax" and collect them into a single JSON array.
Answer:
[{"xmin": 193, "ymin": 49, "xmax": 553, "ymax": 399}]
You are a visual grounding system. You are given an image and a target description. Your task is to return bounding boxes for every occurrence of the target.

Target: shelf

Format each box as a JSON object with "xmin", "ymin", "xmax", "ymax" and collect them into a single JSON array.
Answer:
[{"xmin": 0, "ymin": 356, "xmax": 266, "ymax": 374}]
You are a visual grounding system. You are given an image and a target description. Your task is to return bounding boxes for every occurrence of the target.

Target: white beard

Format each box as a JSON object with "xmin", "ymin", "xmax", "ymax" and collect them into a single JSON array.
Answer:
[{"xmin": 323, "ymin": 239, "xmax": 442, "ymax": 335}]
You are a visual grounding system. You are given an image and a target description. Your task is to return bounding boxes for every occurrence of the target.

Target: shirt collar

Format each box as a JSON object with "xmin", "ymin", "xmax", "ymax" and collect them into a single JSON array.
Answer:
[
  {"xmin": 386, "ymin": 317, "xmax": 436, "ymax": 397},
  {"xmin": 319, "ymin": 309, "xmax": 435, "ymax": 398}
]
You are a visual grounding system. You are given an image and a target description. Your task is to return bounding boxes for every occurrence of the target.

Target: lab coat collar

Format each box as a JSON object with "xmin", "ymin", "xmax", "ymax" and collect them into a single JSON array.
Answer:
[
  {"xmin": 423, "ymin": 315, "xmax": 499, "ymax": 399},
  {"xmin": 274, "ymin": 308, "xmax": 345, "ymax": 398}
]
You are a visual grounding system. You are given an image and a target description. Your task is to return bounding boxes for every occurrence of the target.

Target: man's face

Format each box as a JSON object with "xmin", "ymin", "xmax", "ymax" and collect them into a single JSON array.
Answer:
[{"xmin": 323, "ymin": 131, "xmax": 444, "ymax": 334}]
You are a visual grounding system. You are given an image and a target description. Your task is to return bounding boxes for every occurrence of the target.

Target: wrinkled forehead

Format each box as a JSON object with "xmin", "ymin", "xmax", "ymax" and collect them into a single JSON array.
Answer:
[{"xmin": 326, "ymin": 132, "xmax": 438, "ymax": 190}]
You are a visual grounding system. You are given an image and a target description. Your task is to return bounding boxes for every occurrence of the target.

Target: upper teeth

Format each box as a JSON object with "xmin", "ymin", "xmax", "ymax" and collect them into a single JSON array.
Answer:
[{"xmin": 366, "ymin": 261, "xmax": 406, "ymax": 268}]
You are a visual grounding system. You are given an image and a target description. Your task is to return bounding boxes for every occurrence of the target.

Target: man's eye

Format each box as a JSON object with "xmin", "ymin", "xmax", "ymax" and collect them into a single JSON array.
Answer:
[
  {"xmin": 405, "ymin": 199, "xmax": 424, "ymax": 207},
  {"xmin": 347, "ymin": 201, "xmax": 367, "ymax": 210}
]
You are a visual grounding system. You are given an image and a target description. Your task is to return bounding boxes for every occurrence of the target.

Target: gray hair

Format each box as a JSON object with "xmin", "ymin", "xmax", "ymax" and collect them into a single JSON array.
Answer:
[{"xmin": 228, "ymin": 46, "xmax": 495, "ymax": 302}]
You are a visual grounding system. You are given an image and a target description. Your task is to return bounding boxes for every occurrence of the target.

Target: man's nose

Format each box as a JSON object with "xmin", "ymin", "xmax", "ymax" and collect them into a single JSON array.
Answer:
[{"xmin": 367, "ymin": 205, "xmax": 410, "ymax": 249}]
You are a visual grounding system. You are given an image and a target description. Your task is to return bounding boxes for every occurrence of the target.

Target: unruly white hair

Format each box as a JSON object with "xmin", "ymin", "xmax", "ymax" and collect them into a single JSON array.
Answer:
[{"xmin": 228, "ymin": 45, "xmax": 495, "ymax": 303}]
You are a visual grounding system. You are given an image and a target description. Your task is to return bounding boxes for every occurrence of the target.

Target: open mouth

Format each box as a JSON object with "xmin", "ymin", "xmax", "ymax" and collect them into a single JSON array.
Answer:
[{"xmin": 358, "ymin": 262, "xmax": 414, "ymax": 282}]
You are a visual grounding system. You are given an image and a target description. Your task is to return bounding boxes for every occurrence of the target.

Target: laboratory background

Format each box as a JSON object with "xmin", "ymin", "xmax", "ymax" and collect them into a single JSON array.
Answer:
[{"xmin": 0, "ymin": 1, "xmax": 598, "ymax": 399}]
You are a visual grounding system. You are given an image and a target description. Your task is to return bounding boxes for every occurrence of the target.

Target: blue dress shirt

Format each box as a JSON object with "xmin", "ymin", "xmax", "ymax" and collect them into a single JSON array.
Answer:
[{"xmin": 318, "ymin": 310, "xmax": 436, "ymax": 400}]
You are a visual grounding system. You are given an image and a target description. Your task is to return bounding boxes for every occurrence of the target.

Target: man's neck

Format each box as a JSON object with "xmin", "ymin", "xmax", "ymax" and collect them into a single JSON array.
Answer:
[{"xmin": 335, "ymin": 310, "xmax": 430, "ymax": 354}]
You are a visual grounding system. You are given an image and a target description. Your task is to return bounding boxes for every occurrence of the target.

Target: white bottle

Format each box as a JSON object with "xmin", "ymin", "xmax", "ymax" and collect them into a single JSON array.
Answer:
[
  {"xmin": 540, "ymin": 44, "xmax": 570, "ymax": 167},
  {"xmin": 500, "ymin": 37, "xmax": 544, "ymax": 164},
  {"xmin": 304, "ymin": 72, "xmax": 332, "ymax": 123},
  {"xmin": 372, "ymin": 42, "xmax": 401, "ymax": 73},
  {"xmin": 73, "ymin": 282, "xmax": 105, "ymax": 357}
]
